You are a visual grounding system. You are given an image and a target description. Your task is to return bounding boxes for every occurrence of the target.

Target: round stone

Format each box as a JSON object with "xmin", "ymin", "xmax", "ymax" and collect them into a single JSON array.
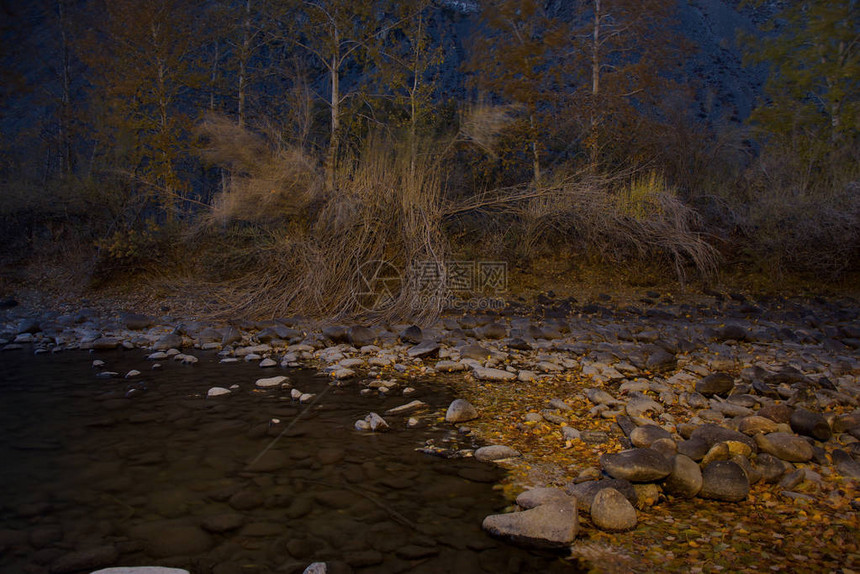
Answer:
[
  {"xmin": 699, "ymin": 460, "xmax": 749, "ymax": 502},
  {"xmin": 591, "ymin": 488, "xmax": 638, "ymax": 531}
]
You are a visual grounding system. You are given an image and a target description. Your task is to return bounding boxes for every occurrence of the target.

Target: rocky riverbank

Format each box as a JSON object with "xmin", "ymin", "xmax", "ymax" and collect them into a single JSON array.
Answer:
[{"xmin": 1, "ymin": 289, "xmax": 859, "ymax": 573}]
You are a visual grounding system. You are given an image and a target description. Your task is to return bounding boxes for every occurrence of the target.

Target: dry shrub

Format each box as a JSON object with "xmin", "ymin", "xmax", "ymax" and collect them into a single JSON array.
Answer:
[
  {"xmin": 448, "ymin": 170, "xmax": 719, "ymax": 285},
  {"xmin": 196, "ymin": 119, "xmax": 448, "ymax": 323},
  {"xmin": 458, "ymin": 102, "xmax": 517, "ymax": 156},
  {"xmin": 197, "ymin": 114, "xmax": 320, "ymax": 227},
  {"xmin": 736, "ymin": 181, "xmax": 860, "ymax": 278}
]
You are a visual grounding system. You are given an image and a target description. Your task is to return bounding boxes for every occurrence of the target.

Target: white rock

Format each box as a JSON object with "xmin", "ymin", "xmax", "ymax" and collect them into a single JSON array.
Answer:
[
  {"xmin": 92, "ymin": 360, "xmax": 105, "ymax": 368},
  {"xmin": 385, "ymin": 400, "xmax": 428, "ymax": 416},
  {"xmin": 181, "ymin": 355, "xmax": 198, "ymax": 365},
  {"xmin": 259, "ymin": 358, "xmax": 277, "ymax": 368},
  {"xmin": 207, "ymin": 387, "xmax": 231, "ymax": 398},
  {"xmin": 472, "ymin": 366, "xmax": 516, "ymax": 381},
  {"xmin": 299, "ymin": 393, "xmax": 316, "ymax": 404},
  {"xmin": 330, "ymin": 367, "xmax": 355, "ymax": 380},
  {"xmin": 92, "ymin": 568, "xmax": 190, "ymax": 574},
  {"xmin": 147, "ymin": 352, "xmax": 168, "ymax": 360},
  {"xmin": 125, "ymin": 370, "xmax": 141, "ymax": 378},
  {"xmin": 303, "ymin": 563, "xmax": 327, "ymax": 574},
  {"xmin": 256, "ymin": 375, "xmax": 289, "ymax": 388},
  {"xmin": 220, "ymin": 357, "xmax": 239, "ymax": 364},
  {"xmin": 290, "ymin": 389, "xmax": 302, "ymax": 400}
]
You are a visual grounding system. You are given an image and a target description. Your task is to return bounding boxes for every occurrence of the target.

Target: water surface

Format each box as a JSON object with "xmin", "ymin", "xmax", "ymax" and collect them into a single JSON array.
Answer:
[{"xmin": 0, "ymin": 349, "xmax": 575, "ymax": 573}]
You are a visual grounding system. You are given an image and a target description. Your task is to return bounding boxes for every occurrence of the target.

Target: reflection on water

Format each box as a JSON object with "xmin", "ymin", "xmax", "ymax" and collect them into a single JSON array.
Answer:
[{"xmin": 0, "ymin": 349, "xmax": 575, "ymax": 573}]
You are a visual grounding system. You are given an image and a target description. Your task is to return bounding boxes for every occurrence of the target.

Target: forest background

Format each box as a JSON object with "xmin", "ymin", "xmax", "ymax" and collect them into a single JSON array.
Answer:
[{"xmin": 0, "ymin": 0, "xmax": 857, "ymax": 319}]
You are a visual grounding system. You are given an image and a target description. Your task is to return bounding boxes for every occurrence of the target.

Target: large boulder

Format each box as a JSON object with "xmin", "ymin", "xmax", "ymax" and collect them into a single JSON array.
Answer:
[
  {"xmin": 153, "ymin": 333, "xmax": 182, "ymax": 351},
  {"xmin": 629, "ymin": 425, "xmax": 673, "ymax": 448},
  {"xmin": 789, "ymin": 408, "xmax": 832, "ymax": 441},
  {"xmin": 699, "ymin": 461, "xmax": 749, "ymax": 502},
  {"xmin": 122, "ymin": 313, "xmax": 153, "ymax": 330},
  {"xmin": 475, "ymin": 445, "xmax": 521, "ymax": 462},
  {"xmin": 662, "ymin": 454, "xmax": 703, "ymax": 498},
  {"xmin": 459, "ymin": 344, "xmax": 493, "ymax": 361},
  {"xmin": 600, "ymin": 448, "xmax": 672, "ymax": 482},
  {"xmin": 755, "ymin": 432, "xmax": 814, "ymax": 463},
  {"xmin": 445, "ymin": 399, "xmax": 478, "ymax": 423},
  {"xmin": 472, "ymin": 366, "xmax": 516, "ymax": 381},
  {"xmin": 482, "ymin": 499, "xmax": 578, "ymax": 549},
  {"xmin": 695, "ymin": 373, "xmax": 735, "ymax": 397},
  {"xmin": 590, "ymin": 488, "xmax": 638, "ymax": 532},
  {"xmin": 565, "ymin": 479, "xmax": 637, "ymax": 512},
  {"xmin": 690, "ymin": 424, "xmax": 757, "ymax": 453},
  {"xmin": 347, "ymin": 326, "xmax": 376, "ymax": 347}
]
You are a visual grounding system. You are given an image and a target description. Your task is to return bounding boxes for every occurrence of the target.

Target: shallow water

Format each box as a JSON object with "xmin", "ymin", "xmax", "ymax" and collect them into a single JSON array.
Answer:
[{"xmin": 0, "ymin": 349, "xmax": 575, "ymax": 573}]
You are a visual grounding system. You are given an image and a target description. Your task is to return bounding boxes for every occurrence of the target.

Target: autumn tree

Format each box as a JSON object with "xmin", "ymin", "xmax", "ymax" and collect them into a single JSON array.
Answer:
[
  {"xmin": 267, "ymin": 0, "xmax": 395, "ymax": 191},
  {"xmin": 469, "ymin": 0, "xmax": 566, "ymax": 185},
  {"xmin": 79, "ymin": 0, "xmax": 207, "ymax": 220},
  {"xmin": 743, "ymin": 0, "xmax": 858, "ymax": 163},
  {"xmin": 568, "ymin": 0, "xmax": 692, "ymax": 171},
  {"xmin": 371, "ymin": 0, "xmax": 445, "ymax": 178}
]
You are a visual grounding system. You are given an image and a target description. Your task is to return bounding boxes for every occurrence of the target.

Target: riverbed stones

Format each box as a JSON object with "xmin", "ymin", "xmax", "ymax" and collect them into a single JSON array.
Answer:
[
  {"xmin": 93, "ymin": 569, "xmax": 190, "ymax": 574},
  {"xmin": 475, "ymin": 445, "xmax": 521, "ymax": 462},
  {"xmin": 407, "ymin": 341, "xmax": 440, "ymax": 358},
  {"xmin": 515, "ymin": 487, "xmax": 571, "ymax": 509},
  {"xmin": 565, "ymin": 479, "xmax": 637, "ymax": 512},
  {"xmin": 629, "ymin": 425, "xmax": 672, "ymax": 448},
  {"xmin": 482, "ymin": 498, "xmax": 578, "ymax": 549},
  {"xmin": 153, "ymin": 333, "xmax": 183, "ymax": 351},
  {"xmin": 347, "ymin": 326, "xmax": 376, "ymax": 347},
  {"xmin": 690, "ymin": 424, "xmax": 757, "ymax": 453},
  {"xmin": 355, "ymin": 412, "xmax": 389, "ymax": 432},
  {"xmin": 600, "ymin": 448, "xmax": 672, "ymax": 482},
  {"xmin": 446, "ymin": 399, "xmax": 478, "ymax": 423},
  {"xmin": 472, "ymin": 366, "xmax": 515, "ymax": 382},
  {"xmin": 753, "ymin": 453, "xmax": 789, "ymax": 482},
  {"xmin": 591, "ymin": 488, "xmax": 638, "ymax": 531},
  {"xmin": 755, "ymin": 432, "xmax": 814, "ymax": 462},
  {"xmin": 384, "ymin": 400, "xmax": 428, "ymax": 416},
  {"xmin": 699, "ymin": 460, "xmax": 750, "ymax": 502},
  {"xmin": 662, "ymin": 454, "xmax": 703, "ymax": 498},
  {"xmin": 789, "ymin": 408, "xmax": 832, "ymax": 441},
  {"xmin": 459, "ymin": 344, "xmax": 492, "ymax": 361},
  {"xmin": 737, "ymin": 415, "xmax": 780, "ymax": 436},
  {"xmin": 207, "ymin": 387, "xmax": 231, "ymax": 398},
  {"xmin": 256, "ymin": 375, "xmax": 289, "ymax": 388},
  {"xmin": 832, "ymin": 449, "xmax": 860, "ymax": 479},
  {"xmin": 696, "ymin": 373, "xmax": 735, "ymax": 397},
  {"xmin": 400, "ymin": 325, "xmax": 422, "ymax": 344}
]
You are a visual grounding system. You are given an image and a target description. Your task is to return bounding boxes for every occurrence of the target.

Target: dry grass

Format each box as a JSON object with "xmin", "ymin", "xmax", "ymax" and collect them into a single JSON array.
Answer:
[
  {"xmin": 445, "ymin": 169, "xmax": 719, "ymax": 285},
  {"xmin": 195, "ymin": 119, "xmax": 450, "ymax": 324}
]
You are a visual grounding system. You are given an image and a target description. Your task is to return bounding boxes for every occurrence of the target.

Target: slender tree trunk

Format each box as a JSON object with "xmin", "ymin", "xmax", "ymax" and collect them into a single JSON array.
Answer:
[
  {"xmin": 590, "ymin": 0, "xmax": 601, "ymax": 171},
  {"xmin": 210, "ymin": 41, "xmax": 219, "ymax": 111},
  {"xmin": 58, "ymin": 0, "xmax": 73, "ymax": 177},
  {"xmin": 326, "ymin": 32, "xmax": 340, "ymax": 192},
  {"xmin": 529, "ymin": 111, "xmax": 541, "ymax": 186},
  {"xmin": 238, "ymin": 0, "xmax": 252, "ymax": 128}
]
